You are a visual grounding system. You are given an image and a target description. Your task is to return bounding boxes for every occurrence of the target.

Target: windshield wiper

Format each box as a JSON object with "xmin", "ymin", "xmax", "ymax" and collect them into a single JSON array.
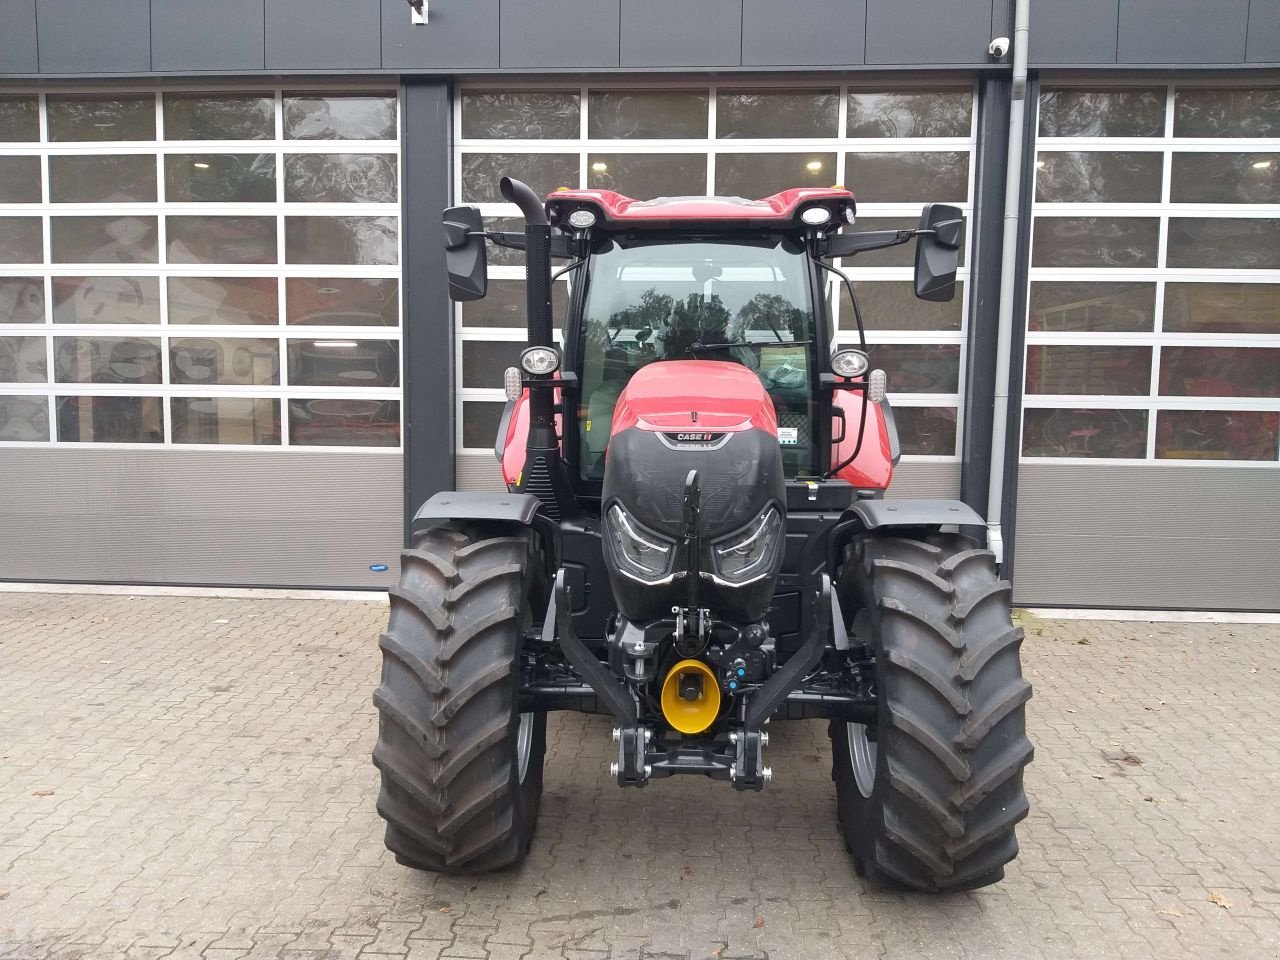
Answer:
[{"xmin": 690, "ymin": 339, "xmax": 813, "ymax": 353}]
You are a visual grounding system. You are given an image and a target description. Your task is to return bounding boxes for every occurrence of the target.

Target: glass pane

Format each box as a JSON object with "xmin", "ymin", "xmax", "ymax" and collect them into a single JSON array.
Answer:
[
  {"xmin": 1167, "ymin": 218, "xmax": 1280, "ymax": 270},
  {"xmin": 163, "ymin": 93, "xmax": 274, "ymax": 140},
  {"xmin": 461, "ymin": 153, "xmax": 579, "ymax": 202},
  {"xmin": 715, "ymin": 153, "xmax": 837, "ymax": 198},
  {"xmin": 165, "ymin": 154, "xmax": 276, "ymax": 203},
  {"xmin": 1156, "ymin": 410, "xmax": 1279, "ymax": 461},
  {"xmin": 286, "ymin": 278, "xmax": 397, "ymax": 326},
  {"xmin": 288, "ymin": 397, "xmax": 399, "ymax": 446},
  {"xmin": 716, "ymin": 90, "xmax": 839, "ymax": 139},
  {"xmin": 462, "ymin": 400, "xmax": 506, "ymax": 448},
  {"xmin": 287, "ymin": 338, "xmax": 399, "ymax": 387},
  {"xmin": 1170, "ymin": 153, "xmax": 1280, "ymax": 204},
  {"xmin": 0, "ymin": 156, "xmax": 41, "ymax": 203},
  {"xmin": 0, "ymin": 277, "xmax": 45, "ymax": 323},
  {"xmin": 846, "ymin": 90, "xmax": 972, "ymax": 138},
  {"xmin": 462, "ymin": 340, "xmax": 523, "ymax": 389},
  {"xmin": 53, "ymin": 336, "xmax": 162, "ymax": 384},
  {"xmin": 283, "ymin": 94, "xmax": 396, "ymax": 140},
  {"xmin": 167, "ymin": 215, "xmax": 276, "ymax": 264},
  {"xmin": 285, "ymin": 153, "xmax": 397, "ymax": 203},
  {"xmin": 459, "ymin": 279, "xmax": 568, "ymax": 328},
  {"xmin": 1037, "ymin": 88, "xmax": 1165, "ymax": 138},
  {"xmin": 0, "ymin": 336, "xmax": 47, "ymax": 382},
  {"xmin": 1025, "ymin": 345, "xmax": 1152, "ymax": 396},
  {"xmin": 587, "ymin": 154, "xmax": 706, "ymax": 199},
  {"xmin": 0, "ymin": 217, "xmax": 44, "ymax": 264},
  {"xmin": 47, "ymin": 94, "xmax": 156, "ymax": 141},
  {"xmin": 167, "ymin": 277, "xmax": 278, "ymax": 326},
  {"xmin": 0, "ymin": 96, "xmax": 40, "ymax": 141},
  {"xmin": 844, "ymin": 152, "xmax": 969, "ymax": 203},
  {"xmin": 839, "ymin": 281, "xmax": 963, "ymax": 332},
  {"xmin": 284, "ymin": 216, "xmax": 397, "ymax": 265},
  {"xmin": 1174, "ymin": 89, "xmax": 1280, "ymax": 138},
  {"xmin": 49, "ymin": 155, "xmax": 157, "ymax": 203},
  {"xmin": 56, "ymin": 395, "xmax": 162, "ymax": 443},
  {"xmin": 1032, "ymin": 217, "xmax": 1159, "ymax": 268},
  {"xmin": 1160, "ymin": 346, "xmax": 1280, "ymax": 398},
  {"xmin": 0, "ymin": 395, "xmax": 49, "ymax": 440},
  {"xmin": 1022, "ymin": 408, "xmax": 1148, "ymax": 458},
  {"xmin": 52, "ymin": 276, "xmax": 161, "ymax": 325},
  {"xmin": 1163, "ymin": 282, "xmax": 1280, "ymax": 335},
  {"xmin": 171, "ymin": 337, "xmax": 279, "ymax": 386},
  {"xmin": 1028, "ymin": 281, "xmax": 1156, "ymax": 332},
  {"xmin": 1035, "ymin": 151, "xmax": 1163, "ymax": 203},
  {"xmin": 894, "ymin": 406, "xmax": 957, "ymax": 456},
  {"xmin": 50, "ymin": 216, "xmax": 158, "ymax": 264},
  {"xmin": 859, "ymin": 343, "xmax": 961, "ymax": 394},
  {"xmin": 588, "ymin": 90, "xmax": 708, "ymax": 139},
  {"xmin": 173, "ymin": 397, "xmax": 280, "ymax": 444},
  {"xmin": 461, "ymin": 91, "xmax": 579, "ymax": 139}
]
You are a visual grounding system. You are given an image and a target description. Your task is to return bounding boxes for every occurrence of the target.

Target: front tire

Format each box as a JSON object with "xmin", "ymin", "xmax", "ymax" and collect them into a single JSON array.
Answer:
[{"xmin": 831, "ymin": 534, "xmax": 1033, "ymax": 891}]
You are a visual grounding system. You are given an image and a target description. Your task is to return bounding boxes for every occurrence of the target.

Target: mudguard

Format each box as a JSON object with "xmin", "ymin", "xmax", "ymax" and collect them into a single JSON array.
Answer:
[
  {"xmin": 412, "ymin": 491, "xmax": 543, "ymax": 528},
  {"xmin": 845, "ymin": 498, "xmax": 983, "ymax": 530}
]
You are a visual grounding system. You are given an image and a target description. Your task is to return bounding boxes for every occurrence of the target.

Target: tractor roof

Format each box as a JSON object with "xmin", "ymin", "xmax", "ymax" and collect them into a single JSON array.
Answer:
[{"xmin": 545, "ymin": 187, "xmax": 856, "ymax": 232}]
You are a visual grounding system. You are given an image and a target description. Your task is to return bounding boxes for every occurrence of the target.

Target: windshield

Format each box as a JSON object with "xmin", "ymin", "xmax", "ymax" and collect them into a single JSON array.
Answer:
[{"xmin": 577, "ymin": 236, "xmax": 816, "ymax": 480}]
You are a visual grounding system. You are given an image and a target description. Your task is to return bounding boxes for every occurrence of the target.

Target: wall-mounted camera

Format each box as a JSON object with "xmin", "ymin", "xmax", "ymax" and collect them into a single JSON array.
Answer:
[{"xmin": 988, "ymin": 36, "xmax": 1010, "ymax": 59}]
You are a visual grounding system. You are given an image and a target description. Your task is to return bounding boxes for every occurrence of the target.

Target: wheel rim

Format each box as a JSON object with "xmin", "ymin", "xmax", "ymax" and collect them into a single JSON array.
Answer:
[
  {"xmin": 516, "ymin": 712, "xmax": 534, "ymax": 783},
  {"xmin": 847, "ymin": 722, "xmax": 877, "ymax": 798}
]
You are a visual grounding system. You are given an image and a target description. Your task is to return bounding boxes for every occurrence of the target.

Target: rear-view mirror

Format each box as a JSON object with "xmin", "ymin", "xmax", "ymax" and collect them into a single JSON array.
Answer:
[
  {"xmin": 913, "ymin": 203, "xmax": 963, "ymax": 302},
  {"xmin": 442, "ymin": 205, "xmax": 488, "ymax": 302}
]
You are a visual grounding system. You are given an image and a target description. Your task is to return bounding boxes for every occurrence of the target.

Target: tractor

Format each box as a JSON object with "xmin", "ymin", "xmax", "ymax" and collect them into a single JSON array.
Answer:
[{"xmin": 372, "ymin": 176, "xmax": 1033, "ymax": 892}]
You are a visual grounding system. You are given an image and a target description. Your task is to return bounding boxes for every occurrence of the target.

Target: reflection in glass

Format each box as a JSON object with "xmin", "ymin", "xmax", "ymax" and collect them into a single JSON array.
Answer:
[
  {"xmin": 461, "ymin": 153, "xmax": 579, "ymax": 202},
  {"xmin": 1028, "ymin": 282, "xmax": 1155, "ymax": 332},
  {"xmin": 172, "ymin": 397, "xmax": 280, "ymax": 444},
  {"xmin": 163, "ymin": 93, "xmax": 274, "ymax": 140},
  {"xmin": 1163, "ymin": 283, "xmax": 1280, "ymax": 335},
  {"xmin": 715, "ymin": 153, "xmax": 837, "ymax": 198},
  {"xmin": 286, "ymin": 278, "xmax": 398, "ymax": 326},
  {"xmin": 1022, "ymin": 408, "xmax": 1148, "ymax": 458},
  {"xmin": 285, "ymin": 153, "xmax": 397, "ymax": 203},
  {"xmin": 0, "ymin": 395, "xmax": 48, "ymax": 440},
  {"xmin": 1159, "ymin": 346, "xmax": 1280, "ymax": 398},
  {"xmin": 846, "ymin": 91, "xmax": 972, "ymax": 138},
  {"xmin": 287, "ymin": 339, "xmax": 399, "ymax": 387},
  {"xmin": 460, "ymin": 280, "xmax": 567, "ymax": 328},
  {"xmin": 165, "ymin": 154, "xmax": 276, "ymax": 203},
  {"xmin": 893, "ymin": 406, "xmax": 957, "ymax": 455},
  {"xmin": 284, "ymin": 94, "xmax": 396, "ymax": 140},
  {"xmin": 840, "ymin": 282, "xmax": 963, "ymax": 332},
  {"xmin": 56, "ymin": 395, "xmax": 162, "ymax": 443},
  {"xmin": 0, "ymin": 217, "xmax": 44, "ymax": 264},
  {"xmin": 54, "ymin": 336, "xmax": 162, "ymax": 384},
  {"xmin": 587, "ymin": 154, "xmax": 706, "ymax": 199},
  {"xmin": 50, "ymin": 216, "xmax": 158, "ymax": 264},
  {"xmin": 462, "ymin": 340, "xmax": 523, "ymax": 389},
  {"xmin": 461, "ymin": 91, "xmax": 580, "ymax": 139},
  {"xmin": 1035, "ymin": 152, "xmax": 1162, "ymax": 203},
  {"xmin": 1156, "ymin": 410, "xmax": 1279, "ymax": 461},
  {"xmin": 0, "ymin": 156, "xmax": 41, "ymax": 203},
  {"xmin": 288, "ymin": 397, "xmax": 399, "ymax": 446},
  {"xmin": 168, "ymin": 277, "xmax": 278, "ymax": 325},
  {"xmin": 284, "ymin": 217, "xmax": 397, "ymax": 265},
  {"xmin": 1170, "ymin": 153, "xmax": 1280, "ymax": 204},
  {"xmin": 0, "ymin": 278, "xmax": 45, "ymax": 324},
  {"xmin": 462, "ymin": 400, "xmax": 506, "ymax": 449},
  {"xmin": 1174, "ymin": 89, "xmax": 1280, "ymax": 138},
  {"xmin": 1032, "ymin": 217, "xmax": 1159, "ymax": 268},
  {"xmin": 52, "ymin": 276, "xmax": 161, "ymax": 325},
  {"xmin": 167, "ymin": 216, "xmax": 277, "ymax": 264},
  {"xmin": 1025, "ymin": 345, "xmax": 1152, "ymax": 396},
  {"xmin": 49, "ymin": 155, "xmax": 157, "ymax": 203},
  {"xmin": 0, "ymin": 336, "xmax": 47, "ymax": 382},
  {"xmin": 717, "ymin": 90, "xmax": 839, "ymax": 139},
  {"xmin": 588, "ymin": 90, "xmax": 708, "ymax": 139},
  {"xmin": 47, "ymin": 94, "xmax": 156, "ymax": 141},
  {"xmin": 0, "ymin": 96, "xmax": 40, "ymax": 142},
  {"xmin": 860, "ymin": 343, "xmax": 961, "ymax": 394},
  {"xmin": 170, "ymin": 338, "xmax": 279, "ymax": 386},
  {"xmin": 1167, "ymin": 218, "xmax": 1280, "ymax": 270},
  {"xmin": 1037, "ymin": 88, "xmax": 1165, "ymax": 138},
  {"xmin": 844, "ymin": 152, "xmax": 969, "ymax": 202}
]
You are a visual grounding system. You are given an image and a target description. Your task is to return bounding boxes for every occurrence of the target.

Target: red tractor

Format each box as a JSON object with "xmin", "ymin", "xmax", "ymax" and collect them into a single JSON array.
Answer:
[{"xmin": 373, "ymin": 177, "xmax": 1032, "ymax": 891}]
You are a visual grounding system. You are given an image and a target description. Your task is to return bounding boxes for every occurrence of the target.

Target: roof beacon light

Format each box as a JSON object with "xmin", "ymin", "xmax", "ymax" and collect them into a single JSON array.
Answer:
[
  {"xmin": 801, "ymin": 206, "xmax": 832, "ymax": 226},
  {"xmin": 568, "ymin": 209, "xmax": 598, "ymax": 229},
  {"xmin": 520, "ymin": 345, "xmax": 560, "ymax": 375}
]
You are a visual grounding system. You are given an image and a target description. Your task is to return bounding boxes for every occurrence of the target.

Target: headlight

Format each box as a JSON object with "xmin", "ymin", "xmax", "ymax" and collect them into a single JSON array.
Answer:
[
  {"xmin": 831, "ymin": 348, "xmax": 870, "ymax": 379},
  {"xmin": 605, "ymin": 504, "xmax": 676, "ymax": 583},
  {"xmin": 520, "ymin": 345, "xmax": 560, "ymax": 375},
  {"xmin": 711, "ymin": 506, "xmax": 783, "ymax": 584}
]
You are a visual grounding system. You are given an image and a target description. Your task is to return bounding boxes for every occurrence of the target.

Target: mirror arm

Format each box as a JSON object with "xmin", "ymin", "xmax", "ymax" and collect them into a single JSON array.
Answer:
[{"xmin": 487, "ymin": 230, "xmax": 527, "ymax": 251}]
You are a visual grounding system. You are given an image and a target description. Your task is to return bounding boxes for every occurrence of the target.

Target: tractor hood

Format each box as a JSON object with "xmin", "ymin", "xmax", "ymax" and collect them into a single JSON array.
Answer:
[{"xmin": 608, "ymin": 361, "xmax": 778, "ymax": 436}]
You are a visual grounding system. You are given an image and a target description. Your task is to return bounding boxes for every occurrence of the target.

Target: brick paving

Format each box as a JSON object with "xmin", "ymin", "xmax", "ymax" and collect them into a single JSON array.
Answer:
[{"xmin": 1, "ymin": 591, "xmax": 1278, "ymax": 960}]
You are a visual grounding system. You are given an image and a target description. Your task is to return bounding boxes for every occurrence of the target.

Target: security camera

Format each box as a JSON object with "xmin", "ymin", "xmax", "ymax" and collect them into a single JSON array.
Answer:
[{"xmin": 988, "ymin": 36, "xmax": 1010, "ymax": 59}]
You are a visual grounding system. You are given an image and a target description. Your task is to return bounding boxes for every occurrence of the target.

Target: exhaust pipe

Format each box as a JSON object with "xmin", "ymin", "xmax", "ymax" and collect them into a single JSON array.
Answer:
[
  {"xmin": 500, "ymin": 176, "xmax": 553, "ymax": 352},
  {"xmin": 500, "ymin": 176, "xmax": 548, "ymax": 226}
]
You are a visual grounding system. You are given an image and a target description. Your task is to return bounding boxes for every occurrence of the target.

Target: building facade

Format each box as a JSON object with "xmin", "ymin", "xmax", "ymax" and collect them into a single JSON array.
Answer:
[{"xmin": 1, "ymin": 0, "xmax": 1277, "ymax": 610}]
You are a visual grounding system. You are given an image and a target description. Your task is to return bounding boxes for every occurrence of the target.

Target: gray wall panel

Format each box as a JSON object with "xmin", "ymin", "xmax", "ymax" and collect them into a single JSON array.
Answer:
[
  {"xmin": 501, "ymin": 0, "xmax": 620, "ymax": 69},
  {"xmin": 36, "ymin": 0, "xmax": 150, "ymax": 73},
  {"xmin": 0, "ymin": 0, "xmax": 38, "ymax": 74},
  {"xmin": 620, "ymin": 0, "xmax": 742, "ymax": 67},
  {"xmin": 265, "ymin": 0, "xmax": 381, "ymax": 70},
  {"xmin": 865, "ymin": 0, "xmax": 991, "ymax": 64},
  {"xmin": 1014, "ymin": 464, "xmax": 1280, "ymax": 611},
  {"xmin": 152, "ymin": 0, "xmax": 265, "ymax": 72},
  {"xmin": 1247, "ymin": 0, "xmax": 1280, "ymax": 62},
  {"xmin": 382, "ymin": 0, "xmax": 499, "ymax": 68},
  {"xmin": 1029, "ymin": 0, "xmax": 1118, "ymax": 64},
  {"xmin": 1117, "ymin": 0, "xmax": 1249, "ymax": 63},
  {"xmin": 742, "ymin": 0, "xmax": 865, "ymax": 66},
  {"xmin": 0, "ymin": 450, "xmax": 402, "ymax": 588}
]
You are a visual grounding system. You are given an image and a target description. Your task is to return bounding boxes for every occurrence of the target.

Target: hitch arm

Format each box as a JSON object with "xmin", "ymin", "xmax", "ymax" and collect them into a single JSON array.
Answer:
[{"xmin": 551, "ymin": 570, "xmax": 637, "ymax": 726}]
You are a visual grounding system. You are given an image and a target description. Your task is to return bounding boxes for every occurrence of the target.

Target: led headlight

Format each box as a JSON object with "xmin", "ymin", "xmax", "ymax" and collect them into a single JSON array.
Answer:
[
  {"xmin": 801, "ymin": 206, "xmax": 832, "ymax": 226},
  {"xmin": 831, "ymin": 348, "xmax": 870, "ymax": 379},
  {"xmin": 711, "ymin": 506, "xmax": 784, "ymax": 584},
  {"xmin": 520, "ymin": 345, "xmax": 560, "ymax": 375},
  {"xmin": 605, "ymin": 504, "xmax": 676, "ymax": 583},
  {"xmin": 567, "ymin": 209, "xmax": 598, "ymax": 229}
]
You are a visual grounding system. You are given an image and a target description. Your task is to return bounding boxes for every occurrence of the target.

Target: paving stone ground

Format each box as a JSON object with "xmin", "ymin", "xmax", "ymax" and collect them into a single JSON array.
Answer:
[{"xmin": 1, "ymin": 591, "xmax": 1278, "ymax": 960}]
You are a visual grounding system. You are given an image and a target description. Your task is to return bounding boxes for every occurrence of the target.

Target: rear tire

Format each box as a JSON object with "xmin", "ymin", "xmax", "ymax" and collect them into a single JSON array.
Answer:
[
  {"xmin": 831, "ymin": 534, "xmax": 1033, "ymax": 892},
  {"xmin": 372, "ymin": 522, "xmax": 546, "ymax": 873}
]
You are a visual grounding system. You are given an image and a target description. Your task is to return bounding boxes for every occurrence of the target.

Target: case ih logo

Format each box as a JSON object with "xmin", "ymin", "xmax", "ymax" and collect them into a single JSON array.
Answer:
[
  {"xmin": 677, "ymin": 432, "xmax": 715, "ymax": 442},
  {"xmin": 661, "ymin": 431, "xmax": 728, "ymax": 450}
]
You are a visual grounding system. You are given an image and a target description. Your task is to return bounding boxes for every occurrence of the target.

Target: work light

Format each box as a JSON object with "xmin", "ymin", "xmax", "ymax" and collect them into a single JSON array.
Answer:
[
  {"xmin": 567, "ymin": 209, "xmax": 598, "ymax": 229},
  {"xmin": 520, "ymin": 345, "xmax": 560, "ymax": 375},
  {"xmin": 830, "ymin": 348, "xmax": 870, "ymax": 379},
  {"xmin": 801, "ymin": 206, "xmax": 832, "ymax": 226}
]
